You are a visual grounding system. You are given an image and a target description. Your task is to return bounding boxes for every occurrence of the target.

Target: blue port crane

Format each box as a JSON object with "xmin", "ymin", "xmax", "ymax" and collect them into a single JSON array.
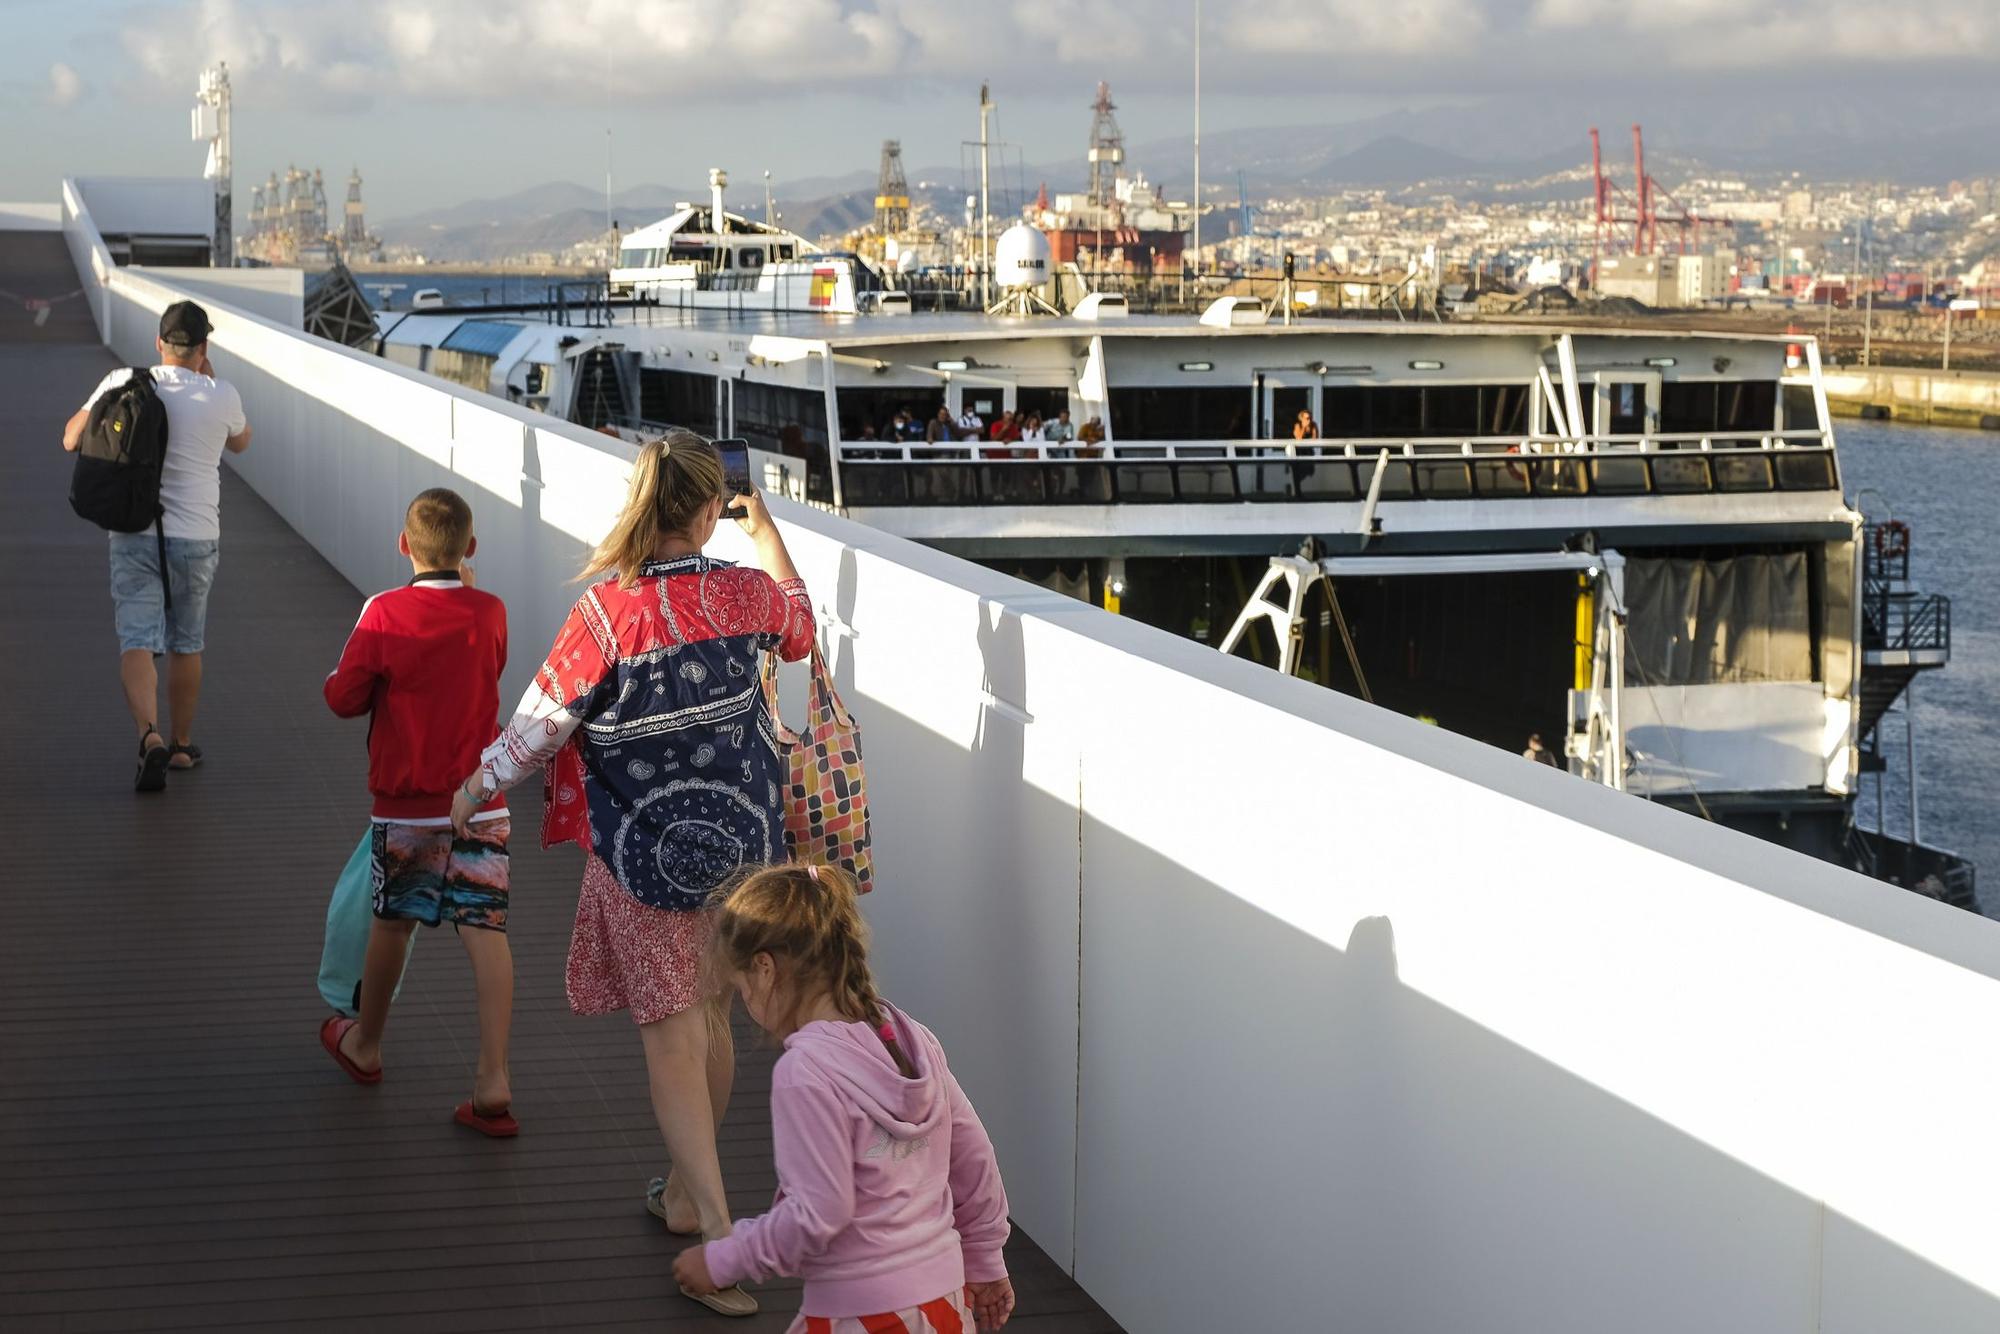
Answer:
[{"xmin": 1237, "ymin": 170, "xmax": 1281, "ymax": 270}]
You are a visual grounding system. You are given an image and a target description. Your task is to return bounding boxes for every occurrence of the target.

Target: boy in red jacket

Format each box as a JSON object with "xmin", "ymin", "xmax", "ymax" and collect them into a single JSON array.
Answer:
[{"xmin": 319, "ymin": 488, "xmax": 518, "ymax": 1137}]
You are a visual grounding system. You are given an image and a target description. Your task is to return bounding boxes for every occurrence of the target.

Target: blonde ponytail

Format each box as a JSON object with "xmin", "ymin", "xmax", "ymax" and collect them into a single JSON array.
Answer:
[{"xmin": 582, "ymin": 428, "xmax": 727, "ymax": 588}]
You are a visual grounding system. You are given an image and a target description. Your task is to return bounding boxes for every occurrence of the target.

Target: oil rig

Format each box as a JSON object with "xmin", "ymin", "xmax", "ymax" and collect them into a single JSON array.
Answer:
[
  {"xmin": 1029, "ymin": 83, "xmax": 1195, "ymax": 274},
  {"xmin": 240, "ymin": 165, "xmax": 381, "ymax": 268},
  {"xmin": 855, "ymin": 139, "xmax": 942, "ymax": 272}
]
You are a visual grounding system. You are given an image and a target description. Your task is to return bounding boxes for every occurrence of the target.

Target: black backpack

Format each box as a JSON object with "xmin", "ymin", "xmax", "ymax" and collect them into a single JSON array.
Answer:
[{"xmin": 70, "ymin": 369, "xmax": 174, "ymax": 606}]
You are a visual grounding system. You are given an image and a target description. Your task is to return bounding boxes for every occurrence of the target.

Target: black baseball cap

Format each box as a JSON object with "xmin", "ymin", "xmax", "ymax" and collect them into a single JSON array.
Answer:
[{"xmin": 159, "ymin": 300, "xmax": 212, "ymax": 348}]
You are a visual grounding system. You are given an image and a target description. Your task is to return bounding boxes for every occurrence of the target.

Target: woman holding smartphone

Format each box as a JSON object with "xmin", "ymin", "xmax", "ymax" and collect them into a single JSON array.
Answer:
[{"xmin": 452, "ymin": 429, "xmax": 814, "ymax": 1317}]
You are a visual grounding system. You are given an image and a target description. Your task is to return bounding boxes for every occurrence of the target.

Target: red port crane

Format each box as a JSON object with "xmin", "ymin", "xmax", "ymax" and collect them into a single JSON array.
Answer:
[{"xmin": 1588, "ymin": 124, "xmax": 1725, "ymax": 284}]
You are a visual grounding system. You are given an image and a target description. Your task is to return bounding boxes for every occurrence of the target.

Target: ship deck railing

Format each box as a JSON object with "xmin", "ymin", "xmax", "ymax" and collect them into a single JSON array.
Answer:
[{"xmin": 836, "ymin": 429, "xmax": 1841, "ymax": 507}]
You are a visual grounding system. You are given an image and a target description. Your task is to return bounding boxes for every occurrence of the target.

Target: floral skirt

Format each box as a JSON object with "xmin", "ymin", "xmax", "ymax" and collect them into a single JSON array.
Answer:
[{"xmin": 565, "ymin": 856, "xmax": 716, "ymax": 1025}]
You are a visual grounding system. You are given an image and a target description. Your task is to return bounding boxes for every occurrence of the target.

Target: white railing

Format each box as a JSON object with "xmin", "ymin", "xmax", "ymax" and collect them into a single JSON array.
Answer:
[
  {"xmin": 60, "ymin": 179, "xmax": 2000, "ymax": 1334},
  {"xmin": 839, "ymin": 429, "xmax": 1835, "ymax": 464}
]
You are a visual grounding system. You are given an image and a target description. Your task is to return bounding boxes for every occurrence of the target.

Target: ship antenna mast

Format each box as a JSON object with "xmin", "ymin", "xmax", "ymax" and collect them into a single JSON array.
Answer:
[
  {"xmin": 192, "ymin": 63, "xmax": 232, "ymax": 267},
  {"xmin": 979, "ymin": 83, "xmax": 994, "ymax": 309},
  {"xmin": 1192, "ymin": 0, "xmax": 1202, "ymax": 278}
]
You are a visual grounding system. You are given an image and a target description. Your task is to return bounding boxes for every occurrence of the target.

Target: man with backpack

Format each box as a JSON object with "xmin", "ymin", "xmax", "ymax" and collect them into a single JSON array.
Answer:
[{"xmin": 62, "ymin": 300, "xmax": 252, "ymax": 791}]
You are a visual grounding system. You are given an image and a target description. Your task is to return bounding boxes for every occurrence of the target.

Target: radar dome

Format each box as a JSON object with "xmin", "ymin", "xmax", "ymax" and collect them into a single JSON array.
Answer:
[
  {"xmin": 895, "ymin": 247, "xmax": 922, "ymax": 275},
  {"xmin": 993, "ymin": 224, "xmax": 1053, "ymax": 289}
]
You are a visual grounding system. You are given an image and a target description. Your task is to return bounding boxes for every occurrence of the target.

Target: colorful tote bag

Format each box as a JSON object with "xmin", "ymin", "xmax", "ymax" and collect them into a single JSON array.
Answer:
[{"xmin": 765, "ymin": 645, "xmax": 874, "ymax": 893}]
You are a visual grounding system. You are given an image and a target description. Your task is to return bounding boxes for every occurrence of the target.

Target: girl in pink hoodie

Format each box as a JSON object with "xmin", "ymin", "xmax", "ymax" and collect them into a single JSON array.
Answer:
[{"xmin": 673, "ymin": 864, "xmax": 1016, "ymax": 1332}]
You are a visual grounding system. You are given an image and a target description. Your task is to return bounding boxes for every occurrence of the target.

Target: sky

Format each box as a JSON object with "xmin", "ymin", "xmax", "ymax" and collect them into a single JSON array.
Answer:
[{"xmin": 7, "ymin": 0, "xmax": 2000, "ymax": 220}]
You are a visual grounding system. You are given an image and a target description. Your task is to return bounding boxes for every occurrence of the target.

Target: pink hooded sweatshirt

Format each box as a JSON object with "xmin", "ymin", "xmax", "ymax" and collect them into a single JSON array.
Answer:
[{"xmin": 702, "ymin": 1002, "xmax": 1011, "ymax": 1317}]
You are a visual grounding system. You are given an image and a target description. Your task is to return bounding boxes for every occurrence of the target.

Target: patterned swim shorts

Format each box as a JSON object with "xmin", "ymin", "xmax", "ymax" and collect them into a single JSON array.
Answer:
[{"xmin": 371, "ymin": 818, "xmax": 511, "ymax": 931}]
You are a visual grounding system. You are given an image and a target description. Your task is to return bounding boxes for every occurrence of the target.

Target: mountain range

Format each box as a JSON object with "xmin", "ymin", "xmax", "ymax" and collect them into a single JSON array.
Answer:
[{"xmin": 374, "ymin": 88, "xmax": 2000, "ymax": 262}]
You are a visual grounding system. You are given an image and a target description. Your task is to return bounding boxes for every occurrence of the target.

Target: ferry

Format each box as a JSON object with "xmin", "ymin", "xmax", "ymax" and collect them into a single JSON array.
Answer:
[{"xmin": 362, "ymin": 185, "xmax": 1969, "ymax": 906}]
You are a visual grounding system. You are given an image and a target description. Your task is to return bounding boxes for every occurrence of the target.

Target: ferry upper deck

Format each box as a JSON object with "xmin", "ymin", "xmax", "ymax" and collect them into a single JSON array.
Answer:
[
  {"xmin": 12, "ymin": 178, "xmax": 2000, "ymax": 1334},
  {"xmin": 376, "ymin": 297, "xmax": 1847, "ymax": 557}
]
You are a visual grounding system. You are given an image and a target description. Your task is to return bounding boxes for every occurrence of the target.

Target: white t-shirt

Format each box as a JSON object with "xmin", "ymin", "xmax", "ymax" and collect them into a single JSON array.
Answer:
[{"xmin": 85, "ymin": 365, "xmax": 246, "ymax": 541}]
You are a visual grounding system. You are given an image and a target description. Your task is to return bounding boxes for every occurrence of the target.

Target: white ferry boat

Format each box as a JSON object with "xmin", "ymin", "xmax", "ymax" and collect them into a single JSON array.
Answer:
[
  {"xmin": 365, "ymin": 208, "xmax": 1966, "ymax": 903},
  {"xmin": 605, "ymin": 168, "xmax": 887, "ymax": 315}
]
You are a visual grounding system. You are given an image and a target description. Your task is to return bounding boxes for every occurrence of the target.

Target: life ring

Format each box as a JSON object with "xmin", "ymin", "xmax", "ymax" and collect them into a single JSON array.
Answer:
[{"xmin": 1874, "ymin": 520, "xmax": 1909, "ymax": 560}]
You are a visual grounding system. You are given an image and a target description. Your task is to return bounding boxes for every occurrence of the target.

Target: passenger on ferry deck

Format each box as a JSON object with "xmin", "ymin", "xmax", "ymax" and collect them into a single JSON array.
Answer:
[
  {"xmin": 1020, "ymin": 414, "xmax": 1046, "ymax": 444},
  {"xmin": 1294, "ymin": 409, "xmax": 1321, "ymax": 441},
  {"xmin": 983, "ymin": 409, "xmax": 1023, "ymax": 460},
  {"xmin": 1076, "ymin": 415, "xmax": 1106, "ymax": 454},
  {"xmin": 1045, "ymin": 408, "xmax": 1076, "ymax": 457},
  {"xmin": 925, "ymin": 405, "xmax": 956, "ymax": 445},
  {"xmin": 954, "ymin": 405, "xmax": 984, "ymax": 440}
]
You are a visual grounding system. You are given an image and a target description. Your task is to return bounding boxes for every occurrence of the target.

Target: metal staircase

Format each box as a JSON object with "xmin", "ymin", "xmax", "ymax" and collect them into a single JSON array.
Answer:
[
  {"xmin": 1855, "ymin": 520, "xmax": 1973, "ymax": 910},
  {"xmin": 1859, "ymin": 521, "xmax": 1950, "ymax": 739}
]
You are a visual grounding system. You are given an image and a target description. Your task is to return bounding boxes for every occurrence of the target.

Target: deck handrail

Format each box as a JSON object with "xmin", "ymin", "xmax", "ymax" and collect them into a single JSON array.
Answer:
[{"xmin": 839, "ymin": 429, "xmax": 1833, "ymax": 463}]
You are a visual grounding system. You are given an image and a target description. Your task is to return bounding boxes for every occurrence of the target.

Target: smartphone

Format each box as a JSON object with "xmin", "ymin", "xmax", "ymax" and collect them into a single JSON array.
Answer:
[{"xmin": 715, "ymin": 438, "xmax": 751, "ymax": 518}]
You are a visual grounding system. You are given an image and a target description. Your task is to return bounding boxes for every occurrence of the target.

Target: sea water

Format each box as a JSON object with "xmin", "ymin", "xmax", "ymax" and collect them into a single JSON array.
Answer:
[{"xmin": 1838, "ymin": 418, "xmax": 1999, "ymax": 911}]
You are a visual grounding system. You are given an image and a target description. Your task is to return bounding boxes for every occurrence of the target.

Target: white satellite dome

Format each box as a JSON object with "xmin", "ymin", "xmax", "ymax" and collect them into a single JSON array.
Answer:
[
  {"xmin": 993, "ymin": 224, "xmax": 1053, "ymax": 289},
  {"xmin": 895, "ymin": 247, "xmax": 923, "ymax": 275}
]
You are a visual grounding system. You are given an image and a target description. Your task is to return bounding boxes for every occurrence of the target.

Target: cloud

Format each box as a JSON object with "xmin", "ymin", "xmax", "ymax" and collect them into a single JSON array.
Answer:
[
  {"xmin": 1228, "ymin": 0, "xmax": 1488, "ymax": 56},
  {"xmin": 107, "ymin": 0, "xmax": 1509, "ymax": 110},
  {"xmin": 47, "ymin": 61, "xmax": 84, "ymax": 108},
  {"xmin": 106, "ymin": 0, "xmax": 2000, "ymax": 112},
  {"xmin": 1530, "ymin": 0, "xmax": 2000, "ymax": 62}
]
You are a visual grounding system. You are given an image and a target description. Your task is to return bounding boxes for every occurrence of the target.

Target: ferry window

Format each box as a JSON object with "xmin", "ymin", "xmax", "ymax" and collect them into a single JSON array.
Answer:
[
  {"xmin": 777, "ymin": 245, "xmax": 795, "ymax": 259},
  {"xmin": 1109, "ymin": 387, "xmax": 1251, "ymax": 440},
  {"xmin": 1371, "ymin": 387, "xmax": 1424, "ymax": 436},
  {"xmin": 1016, "ymin": 387, "xmax": 1070, "ymax": 424},
  {"xmin": 638, "ymin": 368, "xmax": 719, "ymax": 436},
  {"xmin": 839, "ymin": 386, "xmax": 944, "ymax": 441},
  {"xmin": 740, "ymin": 249, "xmax": 764, "ymax": 270},
  {"xmin": 1324, "ymin": 387, "xmax": 1370, "ymax": 436},
  {"xmin": 1321, "ymin": 384, "xmax": 1529, "ymax": 438},
  {"xmin": 734, "ymin": 381, "xmax": 833, "ymax": 503},
  {"xmin": 1719, "ymin": 381, "xmax": 1777, "ymax": 432},
  {"xmin": 1661, "ymin": 381, "xmax": 1779, "ymax": 435},
  {"xmin": 1422, "ymin": 386, "xmax": 1480, "ymax": 437},
  {"xmin": 1782, "ymin": 384, "xmax": 1818, "ymax": 432},
  {"xmin": 1481, "ymin": 384, "xmax": 1530, "ymax": 436}
]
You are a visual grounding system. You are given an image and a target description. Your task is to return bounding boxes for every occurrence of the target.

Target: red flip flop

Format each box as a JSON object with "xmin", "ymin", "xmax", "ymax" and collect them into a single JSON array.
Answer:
[
  {"xmin": 454, "ymin": 1100, "xmax": 520, "ymax": 1138},
  {"xmin": 319, "ymin": 1015, "xmax": 382, "ymax": 1085}
]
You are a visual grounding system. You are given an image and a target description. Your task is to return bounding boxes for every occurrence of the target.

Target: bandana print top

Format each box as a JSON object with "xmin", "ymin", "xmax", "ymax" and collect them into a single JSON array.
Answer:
[{"xmin": 479, "ymin": 556, "xmax": 814, "ymax": 910}]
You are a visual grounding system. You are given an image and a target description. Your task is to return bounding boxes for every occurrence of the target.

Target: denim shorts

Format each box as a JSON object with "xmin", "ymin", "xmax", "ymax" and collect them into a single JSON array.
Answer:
[{"xmin": 108, "ymin": 533, "xmax": 220, "ymax": 655}]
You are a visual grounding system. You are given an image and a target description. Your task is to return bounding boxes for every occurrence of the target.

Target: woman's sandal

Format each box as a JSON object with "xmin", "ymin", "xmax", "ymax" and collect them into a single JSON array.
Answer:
[
  {"xmin": 167, "ymin": 742, "xmax": 203, "ymax": 771},
  {"xmin": 644, "ymin": 1176, "xmax": 699, "ymax": 1234},
  {"xmin": 679, "ymin": 1284, "xmax": 758, "ymax": 1318},
  {"xmin": 453, "ymin": 1100, "xmax": 520, "ymax": 1138},
  {"xmin": 135, "ymin": 728, "xmax": 168, "ymax": 793}
]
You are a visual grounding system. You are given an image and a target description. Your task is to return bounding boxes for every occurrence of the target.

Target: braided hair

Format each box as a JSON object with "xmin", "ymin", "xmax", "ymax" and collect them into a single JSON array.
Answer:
[{"xmin": 709, "ymin": 863, "xmax": 916, "ymax": 1078}]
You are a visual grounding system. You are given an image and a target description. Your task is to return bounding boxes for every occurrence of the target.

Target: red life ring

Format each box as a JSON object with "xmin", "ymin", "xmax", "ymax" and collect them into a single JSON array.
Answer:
[{"xmin": 1874, "ymin": 520, "xmax": 1910, "ymax": 560}]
